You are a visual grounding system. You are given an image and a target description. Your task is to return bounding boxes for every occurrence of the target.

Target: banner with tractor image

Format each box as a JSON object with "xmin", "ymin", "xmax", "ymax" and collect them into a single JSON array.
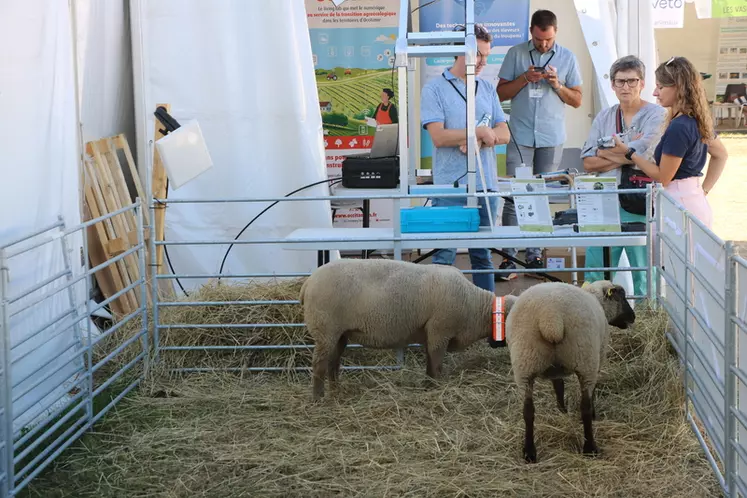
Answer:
[{"xmin": 306, "ymin": 0, "xmax": 401, "ymax": 229}]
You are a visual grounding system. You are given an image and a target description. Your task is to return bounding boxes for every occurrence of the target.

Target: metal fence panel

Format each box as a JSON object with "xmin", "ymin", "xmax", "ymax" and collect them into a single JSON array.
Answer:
[
  {"xmin": 733, "ymin": 255, "xmax": 747, "ymax": 498},
  {"xmin": 1, "ymin": 250, "xmax": 10, "ymax": 498},
  {"xmin": 0, "ymin": 201, "xmax": 149, "ymax": 496},
  {"xmin": 658, "ymin": 192, "xmax": 689, "ymax": 355},
  {"xmin": 655, "ymin": 188, "xmax": 747, "ymax": 497}
]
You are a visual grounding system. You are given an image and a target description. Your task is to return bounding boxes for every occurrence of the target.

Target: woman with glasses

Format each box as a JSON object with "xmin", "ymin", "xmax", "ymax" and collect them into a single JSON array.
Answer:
[
  {"xmin": 608, "ymin": 56, "xmax": 728, "ymax": 229},
  {"xmin": 580, "ymin": 55, "xmax": 668, "ymax": 297}
]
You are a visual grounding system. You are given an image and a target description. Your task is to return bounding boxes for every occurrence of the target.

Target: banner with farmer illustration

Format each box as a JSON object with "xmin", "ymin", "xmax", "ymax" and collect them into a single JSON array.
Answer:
[
  {"xmin": 306, "ymin": 0, "xmax": 401, "ymax": 228},
  {"xmin": 418, "ymin": 0, "xmax": 531, "ymax": 176}
]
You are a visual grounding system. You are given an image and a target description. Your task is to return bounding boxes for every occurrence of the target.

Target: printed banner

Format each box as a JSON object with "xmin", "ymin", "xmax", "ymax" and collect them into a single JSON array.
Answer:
[
  {"xmin": 306, "ymin": 0, "xmax": 401, "ymax": 228},
  {"xmin": 713, "ymin": 0, "xmax": 747, "ymax": 17},
  {"xmin": 652, "ymin": 0, "xmax": 685, "ymax": 28},
  {"xmin": 715, "ymin": 16, "xmax": 747, "ymax": 96},
  {"xmin": 418, "ymin": 0, "xmax": 531, "ymax": 176}
]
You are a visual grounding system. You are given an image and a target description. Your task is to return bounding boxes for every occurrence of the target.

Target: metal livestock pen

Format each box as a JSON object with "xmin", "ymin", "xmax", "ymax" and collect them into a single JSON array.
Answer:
[{"xmin": 0, "ymin": 185, "xmax": 745, "ymax": 496}]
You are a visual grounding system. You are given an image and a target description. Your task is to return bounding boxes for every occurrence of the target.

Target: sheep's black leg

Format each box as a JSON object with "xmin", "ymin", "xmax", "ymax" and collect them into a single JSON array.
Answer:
[
  {"xmin": 328, "ymin": 335, "xmax": 348, "ymax": 388},
  {"xmin": 523, "ymin": 378, "xmax": 537, "ymax": 463},
  {"xmin": 580, "ymin": 384, "xmax": 599, "ymax": 457},
  {"xmin": 552, "ymin": 378, "xmax": 567, "ymax": 413},
  {"xmin": 591, "ymin": 386, "xmax": 597, "ymax": 420}
]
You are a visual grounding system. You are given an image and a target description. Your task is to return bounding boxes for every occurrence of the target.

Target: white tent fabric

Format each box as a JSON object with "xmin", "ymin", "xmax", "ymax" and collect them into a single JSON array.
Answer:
[
  {"xmin": 620, "ymin": 0, "xmax": 657, "ymax": 104},
  {"xmin": 74, "ymin": 0, "xmax": 136, "ymax": 147},
  {"xmin": 0, "ymin": 1, "xmax": 86, "ymax": 434},
  {"xmin": 129, "ymin": 0, "xmax": 334, "ymax": 292},
  {"xmin": 575, "ymin": 0, "xmax": 658, "ymax": 110}
]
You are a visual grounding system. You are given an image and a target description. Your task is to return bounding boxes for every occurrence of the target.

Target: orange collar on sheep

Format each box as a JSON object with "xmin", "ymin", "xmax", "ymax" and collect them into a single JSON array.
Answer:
[{"xmin": 492, "ymin": 296, "xmax": 506, "ymax": 343}]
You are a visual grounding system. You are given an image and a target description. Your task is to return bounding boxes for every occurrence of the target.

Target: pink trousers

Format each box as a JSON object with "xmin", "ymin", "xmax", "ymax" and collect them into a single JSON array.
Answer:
[{"xmin": 664, "ymin": 176, "xmax": 713, "ymax": 229}]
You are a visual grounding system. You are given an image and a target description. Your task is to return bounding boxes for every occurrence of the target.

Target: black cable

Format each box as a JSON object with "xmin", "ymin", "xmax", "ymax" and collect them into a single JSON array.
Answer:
[
  {"xmin": 410, "ymin": 0, "xmax": 441, "ymax": 14},
  {"xmin": 161, "ymin": 177, "xmax": 344, "ymax": 296},
  {"xmin": 216, "ymin": 177, "xmax": 342, "ymax": 281},
  {"xmin": 505, "ymin": 119, "xmax": 524, "ymax": 165}
]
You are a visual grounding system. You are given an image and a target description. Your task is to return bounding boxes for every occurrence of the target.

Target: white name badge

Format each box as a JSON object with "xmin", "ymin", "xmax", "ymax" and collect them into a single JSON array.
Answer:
[{"xmin": 529, "ymin": 87, "xmax": 544, "ymax": 99}]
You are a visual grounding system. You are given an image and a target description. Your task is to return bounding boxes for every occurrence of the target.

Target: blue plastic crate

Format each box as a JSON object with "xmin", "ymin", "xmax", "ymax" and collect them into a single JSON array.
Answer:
[{"xmin": 400, "ymin": 206, "xmax": 480, "ymax": 233}]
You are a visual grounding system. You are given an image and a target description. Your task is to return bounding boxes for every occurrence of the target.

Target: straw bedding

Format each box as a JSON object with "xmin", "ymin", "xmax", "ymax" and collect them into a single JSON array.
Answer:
[{"xmin": 22, "ymin": 279, "xmax": 722, "ymax": 497}]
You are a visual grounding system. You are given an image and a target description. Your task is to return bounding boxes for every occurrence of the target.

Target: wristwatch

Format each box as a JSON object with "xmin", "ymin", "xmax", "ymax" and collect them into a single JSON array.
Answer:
[{"xmin": 624, "ymin": 147, "xmax": 636, "ymax": 161}]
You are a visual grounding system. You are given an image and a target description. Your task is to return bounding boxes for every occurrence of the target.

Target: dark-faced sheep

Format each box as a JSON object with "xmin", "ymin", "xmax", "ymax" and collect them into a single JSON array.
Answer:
[
  {"xmin": 299, "ymin": 258, "xmax": 513, "ymax": 401},
  {"xmin": 505, "ymin": 280, "xmax": 635, "ymax": 463}
]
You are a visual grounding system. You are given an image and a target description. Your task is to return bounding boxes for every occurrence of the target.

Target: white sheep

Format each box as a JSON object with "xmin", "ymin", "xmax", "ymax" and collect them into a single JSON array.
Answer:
[
  {"xmin": 299, "ymin": 258, "xmax": 513, "ymax": 401},
  {"xmin": 505, "ymin": 280, "xmax": 635, "ymax": 463}
]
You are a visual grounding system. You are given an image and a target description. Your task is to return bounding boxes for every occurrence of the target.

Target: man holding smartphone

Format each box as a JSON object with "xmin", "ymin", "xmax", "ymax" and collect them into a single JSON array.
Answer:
[{"xmin": 495, "ymin": 9, "xmax": 583, "ymax": 280}]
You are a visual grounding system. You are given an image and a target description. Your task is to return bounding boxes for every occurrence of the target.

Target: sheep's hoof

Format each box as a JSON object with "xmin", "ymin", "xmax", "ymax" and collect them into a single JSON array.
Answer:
[
  {"xmin": 582, "ymin": 441, "xmax": 600, "ymax": 457},
  {"xmin": 557, "ymin": 403, "xmax": 567, "ymax": 413},
  {"xmin": 523, "ymin": 445, "xmax": 537, "ymax": 463},
  {"xmin": 311, "ymin": 389, "xmax": 325, "ymax": 403}
]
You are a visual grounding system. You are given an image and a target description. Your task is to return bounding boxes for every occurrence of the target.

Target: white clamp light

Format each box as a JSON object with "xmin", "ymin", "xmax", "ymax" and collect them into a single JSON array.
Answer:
[{"xmin": 153, "ymin": 107, "xmax": 214, "ymax": 190}]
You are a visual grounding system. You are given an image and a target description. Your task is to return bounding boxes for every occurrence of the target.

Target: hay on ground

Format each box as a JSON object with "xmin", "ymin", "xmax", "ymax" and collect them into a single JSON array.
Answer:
[{"xmin": 23, "ymin": 281, "xmax": 722, "ymax": 497}]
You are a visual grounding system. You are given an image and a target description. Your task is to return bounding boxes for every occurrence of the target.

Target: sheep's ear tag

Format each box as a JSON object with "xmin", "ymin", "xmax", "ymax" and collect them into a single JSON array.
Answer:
[
  {"xmin": 491, "ymin": 296, "xmax": 507, "ymax": 347},
  {"xmin": 606, "ymin": 288, "xmax": 614, "ymax": 298},
  {"xmin": 581, "ymin": 281, "xmax": 591, "ymax": 289}
]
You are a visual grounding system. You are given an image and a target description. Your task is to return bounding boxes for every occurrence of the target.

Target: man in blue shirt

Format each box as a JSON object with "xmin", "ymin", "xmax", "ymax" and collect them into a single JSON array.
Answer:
[
  {"xmin": 421, "ymin": 24, "xmax": 510, "ymax": 293},
  {"xmin": 496, "ymin": 10, "xmax": 583, "ymax": 280}
]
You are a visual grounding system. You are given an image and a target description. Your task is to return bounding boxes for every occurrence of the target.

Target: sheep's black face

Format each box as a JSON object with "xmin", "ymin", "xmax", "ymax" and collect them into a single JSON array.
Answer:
[{"xmin": 604, "ymin": 285, "xmax": 636, "ymax": 329}]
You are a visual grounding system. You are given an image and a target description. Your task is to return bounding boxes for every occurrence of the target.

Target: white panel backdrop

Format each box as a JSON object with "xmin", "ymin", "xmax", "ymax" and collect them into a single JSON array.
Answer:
[
  {"xmin": 75, "ymin": 0, "xmax": 137, "ymax": 147},
  {"xmin": 0, "ymin": 1, "xmax": 87, "ymax": 434},
  {"xmin": 130, "ymin": 0, "xmax": 335, "ymax": 293}
]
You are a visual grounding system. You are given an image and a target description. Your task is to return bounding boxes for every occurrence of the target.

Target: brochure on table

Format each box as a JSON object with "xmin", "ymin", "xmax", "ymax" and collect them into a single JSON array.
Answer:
[
  {"xmin": 507, "ymin": 176, "xmax": 554, "ymax": 234},
  {"xmin": 575, "ymin": 176, "xmax": 622, "ymax": 232}
]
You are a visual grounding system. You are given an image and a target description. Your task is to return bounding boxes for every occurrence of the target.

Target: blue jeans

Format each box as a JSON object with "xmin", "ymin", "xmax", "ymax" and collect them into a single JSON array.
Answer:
[
  {"xmin": 431, "ymin": 194, "xmax": 499, "ymax": 293},
  {"xmin": 502, "ymin": 144, "xmax": 564, "ymax": 261}
]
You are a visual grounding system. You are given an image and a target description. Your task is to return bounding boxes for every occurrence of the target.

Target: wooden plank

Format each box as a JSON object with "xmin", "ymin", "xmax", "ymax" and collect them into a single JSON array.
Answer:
[
  {"xmin": 115, "ymin": 134, "xmax": 146, "ymax": 202},
  {"xmin": 84, "ymin": 156, "xmax": 139, "ymax": 312},
  {"xmin": 83, "ymin": 183, "xmax": 130, "ymax": 317},
  {"xmin": 114, "ymin": 134, "xmax": 150, "ymax": 266},
  {"xmin": 96, "ymin": 138, "xmax": 144, "ymax": 294},
  {"xmin": 127, "ymin": 229, "xmax": 149, "ymax": 246},
  {"xmin": 87, "ymin": 141, "xmax": 139, "ymax": 307},
  {"xmin": 84, "ymin": 154, "xmax": 140, "ymax": 311},
  {"xmin": 107, "ymin": 133, "xmax": 152, "ymax": 307},
  {"xmin": 104, "ymin": 237, "xmax": 127, "ymax": 256},
  {"xmin": 152, "ymin": 103, "xmax": 176, "ymax": 299}
]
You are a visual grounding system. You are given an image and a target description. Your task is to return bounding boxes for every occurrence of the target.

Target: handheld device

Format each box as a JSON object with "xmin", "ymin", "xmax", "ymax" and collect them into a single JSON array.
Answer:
[{"xmin": 597, "ymin": 126, "xmax": 638, "ymax": 149}]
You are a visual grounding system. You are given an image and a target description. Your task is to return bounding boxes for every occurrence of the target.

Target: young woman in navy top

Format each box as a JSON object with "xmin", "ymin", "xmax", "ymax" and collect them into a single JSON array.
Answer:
[{"xmin": 611, "ymin": 56, "xmax": 728, "ymax": 228}]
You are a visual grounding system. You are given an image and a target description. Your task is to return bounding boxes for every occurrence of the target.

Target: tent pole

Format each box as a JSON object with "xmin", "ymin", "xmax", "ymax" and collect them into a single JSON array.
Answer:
[{"xmin": 68, "ymin": 0, "xmax": 86, "ymax": 220}]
